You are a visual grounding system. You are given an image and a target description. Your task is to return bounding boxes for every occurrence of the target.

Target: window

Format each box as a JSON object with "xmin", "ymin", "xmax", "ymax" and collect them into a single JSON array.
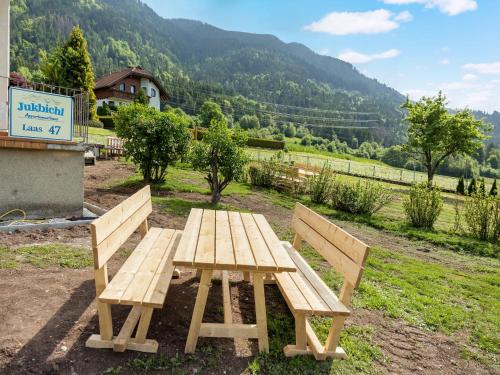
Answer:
[
  {"xmin": 151, "ymin": 88, "xmax": 156, "ymax": 98},
  {"xmin": 130, "ymin": 85, "xmax": 136, "ymax": 94},
  {"xmin": 119, "ymin": 83, "xmax": 125, "ymax": 91}
]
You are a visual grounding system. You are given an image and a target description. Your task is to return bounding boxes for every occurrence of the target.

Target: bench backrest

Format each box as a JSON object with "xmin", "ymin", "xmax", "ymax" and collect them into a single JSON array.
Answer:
[
  {"xmin": 107, "ymin": 136, "xmax": 124, "ymax": 149},
  {"xmin": 90, "ymin": 185, "xmax": 152, "ymax": 269},
  {"xmin": 291, "ymin": 203, "xmax": 369, "ymax": 300}
]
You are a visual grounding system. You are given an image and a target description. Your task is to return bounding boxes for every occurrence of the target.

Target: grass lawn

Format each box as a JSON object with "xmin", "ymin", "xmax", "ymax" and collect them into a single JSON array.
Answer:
[
  {"xmin": 0, "ymin": 244, "xmax": 92, "ymax": 269},
  {"xmin": 87, "ymin": 126, "xmax": 116, "ymax": 144}
]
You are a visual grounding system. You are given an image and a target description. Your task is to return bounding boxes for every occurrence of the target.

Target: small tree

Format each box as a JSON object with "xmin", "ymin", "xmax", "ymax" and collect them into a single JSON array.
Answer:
[
  {"xmin": 402, "ymin": 92, "xmax": 489, "ymax": 187},
  {"xmin": 190, "ymin": 115, "xmax": 248, "ymax": 204},
  {"xmin": 456, "ymin": 176, "xmax": 465, "ymax": 195},
  {"xmin": 491, "ymin": 180, "xmax": 498, "ymax": 196},
  {"xmin": 114, "ymin": 104, "xmax": 191, "ymax": 183},
  {"xmin": 468, "ymin": 177, "xmax": 477, "ymax": 196},
  {"xmin": 239, "ymin": 114, "xmax": 260, "ymax": 130},
  {"xmin": 134, "ymin": 88, "xmax": 149, "ymax": 105},
  {"xmin": 199, "ymin": 101, "xmax": 226, "ymax": 127}
]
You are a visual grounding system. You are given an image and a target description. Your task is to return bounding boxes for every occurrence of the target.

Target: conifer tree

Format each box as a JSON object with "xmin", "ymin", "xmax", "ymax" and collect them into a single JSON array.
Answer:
[
  {"xmin": 59, "ymin": 26, "xmax": 98, "ymax": 119},
  {"xmin": 478, "ymin": 178, "xmax": 486, "ymax": 196},
  {"xmin": 456, "ymin": 176, "xmax": 465, "ymax": 195},
  {"xmin": 467, "ymin": 177, "xmax": 477, "ymax": 195},
  {"xmin": 490, "ymin": 179, "xmax": 498, "ymax": 196}
]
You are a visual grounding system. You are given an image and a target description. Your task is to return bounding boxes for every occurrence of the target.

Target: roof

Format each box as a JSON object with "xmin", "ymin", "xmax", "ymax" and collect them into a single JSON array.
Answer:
[{"xmin": 94, "ymin": 66, "xmax": 169, "ymax": 100}]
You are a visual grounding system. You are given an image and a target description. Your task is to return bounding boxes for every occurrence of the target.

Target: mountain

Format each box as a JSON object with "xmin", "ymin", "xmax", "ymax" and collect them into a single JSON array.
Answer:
[{"xmin": 9, "ymin": 0, "xmax": 497, "ymax": 145}]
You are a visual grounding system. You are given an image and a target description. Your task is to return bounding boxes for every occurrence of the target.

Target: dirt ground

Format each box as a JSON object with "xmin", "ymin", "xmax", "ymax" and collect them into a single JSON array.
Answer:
[{"xmin": 0, "ymin": 160, "xmax": 496, "ymax": 375}]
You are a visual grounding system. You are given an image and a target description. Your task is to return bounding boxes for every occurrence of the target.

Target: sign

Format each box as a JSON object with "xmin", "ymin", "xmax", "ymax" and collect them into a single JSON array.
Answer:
[{"xmin": 9, "ymin": 87, "xmax": 73, "ymax": 141}]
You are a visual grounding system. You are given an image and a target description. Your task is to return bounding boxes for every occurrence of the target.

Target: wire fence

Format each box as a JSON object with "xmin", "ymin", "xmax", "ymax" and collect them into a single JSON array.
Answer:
[{"xmin": 248, "ymin": 149, "xmax": 492, "ymax": 192}]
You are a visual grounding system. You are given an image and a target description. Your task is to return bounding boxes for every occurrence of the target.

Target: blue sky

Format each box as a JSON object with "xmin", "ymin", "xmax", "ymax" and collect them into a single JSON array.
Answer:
[{"xmin": 143, "ymin": 0, "xmax": 500, "ymax": 112}]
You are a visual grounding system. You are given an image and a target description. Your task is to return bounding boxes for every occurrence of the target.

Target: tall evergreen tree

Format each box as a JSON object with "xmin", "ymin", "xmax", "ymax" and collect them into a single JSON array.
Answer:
[
  {"xmin": 490, "ymin": 179, "xmax": 498, "ymax": 196},
  {"xmin": 456, "ymin": 176, "xmax": 465, "ymax": 195},
  {"xmin": 59, "ymin": 26, "xmax": 98, "ymax": 119},
  {"xmin": 467, "ymin": 177, "xmax": 477, "ymax": 195}
]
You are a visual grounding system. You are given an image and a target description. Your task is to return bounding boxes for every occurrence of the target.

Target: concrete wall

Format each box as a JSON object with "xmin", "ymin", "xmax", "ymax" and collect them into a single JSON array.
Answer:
[{"xmin": 0, "ymin": 146, "xmax": 84, "ymax": 219}]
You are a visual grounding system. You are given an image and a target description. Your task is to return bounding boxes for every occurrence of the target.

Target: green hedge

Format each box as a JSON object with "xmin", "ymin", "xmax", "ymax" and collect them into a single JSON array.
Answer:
[
  {"xmin": 99, "ymin": 116, "xmax": 114, "ymax": 129},
  {"xmin": 191, "ymin": 128, "xmax": 284, "ymax": 150}
]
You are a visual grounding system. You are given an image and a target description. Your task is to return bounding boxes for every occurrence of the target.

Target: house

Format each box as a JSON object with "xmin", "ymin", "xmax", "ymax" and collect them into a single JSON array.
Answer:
[{"xmin": 94, "ymin": 66, "xmax": 168, "ymax": 110}]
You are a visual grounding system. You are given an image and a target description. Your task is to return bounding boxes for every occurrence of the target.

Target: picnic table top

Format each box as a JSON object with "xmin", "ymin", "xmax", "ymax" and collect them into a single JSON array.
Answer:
[{"xmin": 173, "ymin": 209, "xmax": 296, "ymax": 272}]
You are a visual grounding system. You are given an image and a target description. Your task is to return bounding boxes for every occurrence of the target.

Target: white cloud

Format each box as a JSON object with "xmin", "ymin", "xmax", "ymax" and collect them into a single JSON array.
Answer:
[
  {"xmin": 394, "ymin": 10, "xmax": 413, "ymax": 21},
  {"xmin": 439, "ymin": 59, "xmax": 450, "ymax": 65},
  {"xmin": 304, "ymin": 9, "xmax": 411, "ymax": 35},
  {"xmin": 381, "ymin": 0, "xmax": 477, "ymax": 16},
  {"xmin": 463, "ymin": 61, "xmax": 500, "ymax": 75},
  {"xmin": 338, "ymin": 49, "xmax": 401, "ymax": 64},
  {"xmin": 463, "ymin": 73, "xmax": 478, "ymax": 81}
]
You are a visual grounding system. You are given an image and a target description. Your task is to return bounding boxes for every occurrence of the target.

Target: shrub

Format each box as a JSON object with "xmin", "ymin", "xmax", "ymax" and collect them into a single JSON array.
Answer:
[
  {"xmin": 114, "ymin": 104, "xmax": 191, "ymax": 183},
  {"xmin": 99, "ymin": 115, "xmax": 114, "ymax": 128},
  {"xmin": 456, "ymin": 176, "xmax": 465, "ymax": 195},
  {"xmin": 491, "ymin": 180, "xmax": 498, "ymax": 196},
  {"xmin": 309, "ymin": 164, "xmax": 335, "ymax": 204},
  {"xmin": 330, "ymin": 178, "xmax": 393, "ymax": 215},
  {"xmin": 246, "ymin": 137, "xmax": 284, "ymax": 149},
  {"xmin": 403, "ymin": 184, "xmax": 443, "ymax": 229},
  {"xmin": 88, "ymin": 119, "xmax": 103, "ymax": 128},
  {"xmin": 463, "ymin": 194, "xmax": 500, "ymax": 242},
  {"xmin": 248, "ymin": 163, "xmax": 274, "ymax": 188},
  {"xmin": 467, "ymin": 177, "xmax": 477, "ymax": 195}
]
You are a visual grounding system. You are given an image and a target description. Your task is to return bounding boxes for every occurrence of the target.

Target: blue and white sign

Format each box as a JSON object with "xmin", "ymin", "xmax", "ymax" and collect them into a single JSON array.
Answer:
[{"xmin": 9, "ymin": 87, "xmax": 73, "ymax": 141}]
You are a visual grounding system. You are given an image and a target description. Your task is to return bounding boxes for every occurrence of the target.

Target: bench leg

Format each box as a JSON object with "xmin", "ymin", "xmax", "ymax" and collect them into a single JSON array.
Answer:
[
  {"xmin": 324, "ymin": 316, "xmax": 346, "ymax": 354},
  {"xmin": 135, "ymin": 307, "xmax": 154, "ymax": 344},
  {"xmin": 185, "ymin": 269, "xmax": 213, "ymax": 353},
  {"xmin": 253, "ymin": 272, "xmax": 269, "ymax": 353},
  {"xmin": 95, "ymin": 266, "xmax": 113, "ymax": 341}
]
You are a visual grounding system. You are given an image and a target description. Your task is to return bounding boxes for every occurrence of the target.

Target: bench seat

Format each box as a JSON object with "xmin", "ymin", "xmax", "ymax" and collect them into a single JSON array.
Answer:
[
  {"xmin": 275, "ymin": 241, "xmax": 350, "ymax": 318},
  {"xmin": 99, "ymin": 227, "xmax": 182, "ymax": 308}
]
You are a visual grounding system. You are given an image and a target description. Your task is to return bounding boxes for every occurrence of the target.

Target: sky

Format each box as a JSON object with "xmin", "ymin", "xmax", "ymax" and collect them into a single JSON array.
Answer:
[{"xmin": 143, "ymin": 0, "xmax": 500, "ymax": 113}]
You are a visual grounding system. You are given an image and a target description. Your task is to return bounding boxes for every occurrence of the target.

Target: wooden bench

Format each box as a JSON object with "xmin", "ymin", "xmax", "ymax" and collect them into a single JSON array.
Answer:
[
  {"xmin": 104, "ymin": 136, "xmax": 125, "ymax": 158},
  {"xmin": 274, "ymin": 203, "xmax": 370, "ymax": 360},
  {"xmin": 85, "ymin": 185, "xmax": 182, "ymax": 353}
]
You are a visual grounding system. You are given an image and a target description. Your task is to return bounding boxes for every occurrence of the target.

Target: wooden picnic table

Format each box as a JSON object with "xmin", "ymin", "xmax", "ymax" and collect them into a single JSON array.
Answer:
[{"xmin": 173, "ymin": 208, "xmax": 297, "ymax": 353}]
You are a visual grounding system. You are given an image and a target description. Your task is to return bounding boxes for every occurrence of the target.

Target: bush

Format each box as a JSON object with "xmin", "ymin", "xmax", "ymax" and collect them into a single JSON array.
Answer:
[
  {"xmin": 403, "ymin": 184, "xmax": 443, "ymax": 229},
  {"xmin": 114, "ymin": 104, "xmax": 191, "ymax": 183},
  {"xmin": 491, "ymin": 180, "xmax": 498, "ymax": 196},
  {"xmin": 309, "ymin": 164, "xmax": 335, "ymax": 204},
  {"xmin": 88, "ymin": 119, "xmax": 103, "ymax": 128},
  {"xmin": 463, "ymin": 194, "xmax": 500, "ymax": 242},
  {"xmin": 456, "ymin": 176, "xmax": 465, "ymax": 195},
  {"xmin": 99, "ymin": 116, "xmax": 114, "ymax": 128},
  {"xmin": 248, "ymin": 163, "xmax": 275, "ymax": 188},
  {"xmin": 467, "ymin": 177, "xmax": 477, "ymax": 195},
  {"xmin": 330, "ymin": 178, "xmax": 393, "ymax": 215}
]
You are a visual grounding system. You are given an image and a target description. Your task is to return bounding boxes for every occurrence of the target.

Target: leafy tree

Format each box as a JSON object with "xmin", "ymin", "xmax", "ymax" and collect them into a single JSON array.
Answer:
[
  {"xmin": 190, "ymin": 107, "xmax": 248, "ymax": 204},
  {"xmin": 300, "ymin": 134, "xmax": 312, "ymax": 146},
  {"xmin": 114, "ymin": 104, "xmax": 191, "ymax": 183},
  {"xmin": 284, "ymin": 123, "xmax": 296, "ymax": 138},
  {"xmin": 239, "ymin": 114, "xmax": 260, "ymax": 130},
  {"xmin": 59, "ymin": 26, "xmax": 98, "ymax": 119},
  {"xmin": 134, "ymin": 88, "xmax": 149, "ymax": 105},
  {"xmin": 402, "ymin": 92, "xmax": 489, "ymax": 186},
  {"xmin": 199, "ymin": 101, "xmax": 225, "ymax": 127},
  {"xmin": 468, "ymin": 177, "xmax": 477, "ymax": 196},
  {"xmin": 39, "ymin": 48, "xmax": 64, "ymax": 85},
  {"xmin": 456, "ymin": 177, "xmax": 465, "ymax": 195},
  {"xmin": 491, "ymin": 180, "xmax": 498, "ymax": 196}
]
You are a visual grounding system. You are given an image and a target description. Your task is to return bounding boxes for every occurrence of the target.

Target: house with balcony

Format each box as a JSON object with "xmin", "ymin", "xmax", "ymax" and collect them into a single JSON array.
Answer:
[{"xmin": 94, "ymin": 66, "xmax": 168, "ymax": 110}]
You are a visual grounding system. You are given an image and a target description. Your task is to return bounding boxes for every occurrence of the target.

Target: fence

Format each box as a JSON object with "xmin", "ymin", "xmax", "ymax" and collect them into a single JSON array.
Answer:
[{"xmin": 248, "ymin": 149, "xmax": 490, "ymax": 192}]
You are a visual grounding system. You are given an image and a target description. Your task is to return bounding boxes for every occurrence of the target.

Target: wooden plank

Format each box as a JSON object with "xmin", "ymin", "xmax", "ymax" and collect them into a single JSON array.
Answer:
[
  {"xmin": 253, "ymin": 272, "xmax": 269, "ymax": 353},
  {"xmin": 143, "ymin": 231, "xmax": 183, "ymax": 307},
  {"xmin": 173, "ymin": 208, "xmax": 203, "ymax": 266},
  {"xmin": 94, "ymin": 200, "xmax": 152, "ymax": 269},
  {"xmin": 295, "ymin": 313, "xmax": 307, "ymax": 350},
  {"xmin": 99, "ymin": 228, "xmax": 162, "ymax": 304},
  {"xmin": 293, "ymin": 203, "xmax": 369, "ymax": 265},
  {"xmin": 193, "ymin": 210, "xmax": 216, "ymax": 267},
  {"xmin": 221, "ymin": 271, "xmax": 232, "ymax": 324},
  {"xmin": 86, "ymin": 334, "xmax": 159, "ymax": 353},
  {"xmin": 215, "ymin": 211, "xmax": 236, "ymax": 268},
  {"xmin": 291, "ymin": 218, "xmax": 362, "ymax": 287},
  {"xmin": 282, "ymin": 242, "xmax": 350, "ymax": 316},
  {"xmin": 306, "ymin": 319, "xmax": 326, "ymax": 360},
  {"xmin": 274, "ymin": 272, "xmax": 311, "ymax": 313},
  {"xmin": 288, "ymin": 272, "xmax": 331, "ymax": 315},
  {"xmin": 199, "ymin": 323, "xmax": 258, "ymax": 338},
  {"xmin": 113, "ymin": 306, "xmax": 143, "ymax": 352},
  {"xmin": 185, "ymin": 269, "xmax": 213, "ymax": 353},
  {"xmin": 240, "ymin": 213, "xmax": 276, "ymax": 271},
  {"xmin": 252, "ymin": 214, "xmax": 296, "ymax": 272},
  {"xmin": 228, "ymin": 212, "xmax": 256, "ymax": 270},
  {"xmin": 92, "ymin": 185, "xmax": 151, "ymax": 245}
]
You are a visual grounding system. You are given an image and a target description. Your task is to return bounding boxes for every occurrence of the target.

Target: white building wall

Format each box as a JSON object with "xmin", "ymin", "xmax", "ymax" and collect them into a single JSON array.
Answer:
[{"xmin": 140, "ymin": 78, "xmax": 161, "ymax": 110}]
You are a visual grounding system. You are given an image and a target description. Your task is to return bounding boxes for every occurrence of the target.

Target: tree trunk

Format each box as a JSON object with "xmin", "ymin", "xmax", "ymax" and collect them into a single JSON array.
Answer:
[
  {"xmin": 211, "ymin": 189, "xmax": 221, "ymax": 204},
  {"xmin": 427, "ymin": 168, "xmax": 434, "ymax": 188}
]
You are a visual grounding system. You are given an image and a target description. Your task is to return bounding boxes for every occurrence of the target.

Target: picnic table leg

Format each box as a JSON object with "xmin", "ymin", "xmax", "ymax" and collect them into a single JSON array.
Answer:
[
  {"xmin": 253, "ymin": 272, "xmax": 269, "ymax": 353},
  {"xmin": 185, "ymin": 269, "xmax": 213, "ymax": 353}
]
